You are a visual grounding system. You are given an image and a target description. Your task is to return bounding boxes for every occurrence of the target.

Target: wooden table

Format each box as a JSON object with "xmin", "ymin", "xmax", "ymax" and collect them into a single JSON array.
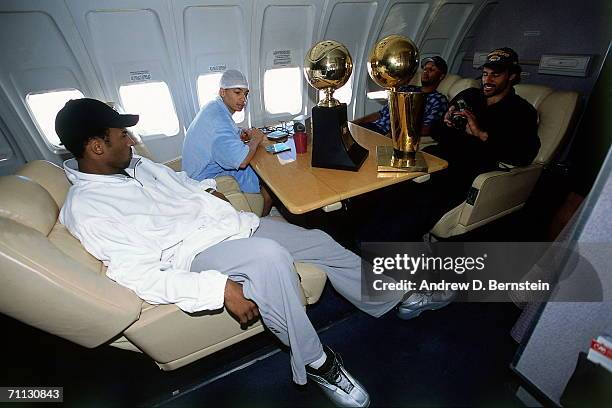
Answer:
[{"xmin": 251, "ymin": 123, "xmax": 448, "ymax": 214}]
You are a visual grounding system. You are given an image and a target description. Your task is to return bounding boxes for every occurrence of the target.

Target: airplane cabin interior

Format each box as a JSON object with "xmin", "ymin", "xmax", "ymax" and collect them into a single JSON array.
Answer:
[{"xmin": 0, "ymin": 0, "xmax": 610, "ymax": 406}]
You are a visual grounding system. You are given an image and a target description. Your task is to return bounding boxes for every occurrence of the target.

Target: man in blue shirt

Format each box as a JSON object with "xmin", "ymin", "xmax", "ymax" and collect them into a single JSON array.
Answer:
[
  {"xmin": 183, "ymin": 69, "xmax": 273, "ymax": 215},
  {"xmin": 353, "ymin": 56, "xmax": 449, "ymax": 136}
]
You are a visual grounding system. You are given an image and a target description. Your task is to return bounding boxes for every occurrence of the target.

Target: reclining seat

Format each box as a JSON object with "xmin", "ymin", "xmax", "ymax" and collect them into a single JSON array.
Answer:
[
  {"xmin": 0, "ymin": 160, "xmax": 326, "ymax": 371},
  {"xmin": 430, "ymin": 84, "xmax": 579, "ymax": 238}
]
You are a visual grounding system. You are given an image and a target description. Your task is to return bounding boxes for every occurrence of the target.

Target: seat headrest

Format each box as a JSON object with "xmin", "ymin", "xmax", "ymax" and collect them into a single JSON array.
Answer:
[
  {"xmin": 437, "ymin": 73, "xmax": 461, "ymax": 98},
  {"xmin": 448, "ymin": 78, "xmax": 480, "ymax": 100},
  {"xmin": 515, "ymin": 84, "xmax": 554, "ymax": 109},
  {"xmin": 16, "ymin": 160, "xmax": 70, "ymax": 207},
  {"xmin": 0, "ymin": 175, "xmax": 58, "ymax": 235},
  {"xmin": 534, "ymin": 90, "xmax": 579, "ymax": 164}
]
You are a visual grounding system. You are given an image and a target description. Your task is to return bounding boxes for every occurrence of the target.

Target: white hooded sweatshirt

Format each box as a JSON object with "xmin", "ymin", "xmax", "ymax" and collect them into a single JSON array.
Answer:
[{"xmin": 60, "ymin": 155, "xmax": 260, "ymax": 313}]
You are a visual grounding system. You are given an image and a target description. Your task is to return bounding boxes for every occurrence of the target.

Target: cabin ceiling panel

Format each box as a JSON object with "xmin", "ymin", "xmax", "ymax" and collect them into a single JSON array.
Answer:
[
  {"xmin": 378, "ymin": 2, "xmax": 430, "ymax": 42},
  {"xmin": 66, "ymin": 0, "xmax": 188, "ymax": 163},
  {"xmin": 322, "ymin": 1, "xmax": 378, "ymax": 114},
  {"xmin": 183, "ymin": 6, "xmax": 246, "ymax": 73},
  {"xmin": 451, "ymin": 1, "xmax": 498, "ymax": 72},
  {"xmin": 260, "ymin": 5, "xmax": 315, "ymax": 63},
  {"xmin": 0, "ymin": 11, "xmax": 87, "ymax": 94},
  {"xmin": 419, "ymin": 2, "xmax": 474, "ymax": 59},
  {"xmin": 85, "ymin": 10, "xmax": 171, "ymax": 94},
  {"xmin": 174, "ymin": 1, "xmax": 252, "ymax": 119},
  {"xmin": 252, "ymin": 0, "xmax": 325, "ymax": 125},
  {"xmin": 0, "ymin": 1, "xmax": 104, "ymax": 164}
]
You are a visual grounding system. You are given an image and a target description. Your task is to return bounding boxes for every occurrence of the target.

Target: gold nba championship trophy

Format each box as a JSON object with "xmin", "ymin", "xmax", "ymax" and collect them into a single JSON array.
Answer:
[
  {"xmin": 304, "ymin": 40, "xmax": 368, "ymax": 171},
  {"xmin": 368, "ymin": 35, "xmax": 427, "ymax": 172}
]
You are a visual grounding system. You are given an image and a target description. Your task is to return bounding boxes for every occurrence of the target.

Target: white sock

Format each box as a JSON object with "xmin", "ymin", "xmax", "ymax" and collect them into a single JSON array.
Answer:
[{"xmin": 308, "ymin": 351, "xmax": 327, "ymax": 369}]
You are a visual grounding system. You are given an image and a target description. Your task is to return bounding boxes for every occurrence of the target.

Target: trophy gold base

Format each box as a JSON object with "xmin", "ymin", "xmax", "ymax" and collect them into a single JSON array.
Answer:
[
  {"xmin": 376, "ymin": 145, "xmax": 428, "ymax": 172},
  {"xmin": 311, "ymin": 104, "xmax": 368, "ymax": 171}
]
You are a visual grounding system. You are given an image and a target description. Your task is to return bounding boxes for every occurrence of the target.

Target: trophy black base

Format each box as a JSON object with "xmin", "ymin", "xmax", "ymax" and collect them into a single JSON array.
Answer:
[{"xmin": 311, "ymin": 104, "xmax": 368, "ymax": 171}]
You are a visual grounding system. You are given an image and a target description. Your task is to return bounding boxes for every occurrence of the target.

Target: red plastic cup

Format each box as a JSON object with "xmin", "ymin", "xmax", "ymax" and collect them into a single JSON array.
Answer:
[{"xmin": 294, "ymin": 132, "xmax": 308, "ymax": 154}]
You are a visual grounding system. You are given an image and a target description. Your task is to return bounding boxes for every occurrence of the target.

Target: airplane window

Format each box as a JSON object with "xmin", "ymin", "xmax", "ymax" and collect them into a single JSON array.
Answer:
[
  {"xmin": 197, "ymin": 73, "xmax": 244, "ymax": 123},
  {"xmin": 119, "ymin": 81, "xmax": 180, "ymax": 137},
  {"xmin": 26, "ymin": 89, "xmax": 85, "ymax": 148},
  {"xmin": 319, "ymin": 76, "xmax": 353, "ymax": 104},
  {"xmin": 263, "ymin": 67, "xmax": 302, "ymax": 115}
]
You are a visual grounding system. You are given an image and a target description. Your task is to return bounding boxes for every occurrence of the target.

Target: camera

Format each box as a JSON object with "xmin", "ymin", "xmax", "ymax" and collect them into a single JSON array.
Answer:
[{"xmin": 451, "ymin": 99, "xmax": 469, "ymax": 130}]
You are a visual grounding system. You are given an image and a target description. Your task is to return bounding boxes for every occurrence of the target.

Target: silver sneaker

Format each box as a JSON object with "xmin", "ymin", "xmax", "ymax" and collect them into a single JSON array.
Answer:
[
  {"xmin": 306, "ymin": 347, "xmax": 370, "ymax": 407},
  {"xmin": 397, "ymin": 290, "xmax": 456, "ymax": 320}
]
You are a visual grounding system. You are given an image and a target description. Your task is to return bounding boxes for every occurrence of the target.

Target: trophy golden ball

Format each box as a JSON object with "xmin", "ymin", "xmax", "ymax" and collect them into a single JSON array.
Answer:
[
  {"xmin": 304, "ymin": 40, "xmax": 353, "ymax": 91},
  {"xmin": 367, "ymin": 35, "xmax": 419, "ymax": 89}
]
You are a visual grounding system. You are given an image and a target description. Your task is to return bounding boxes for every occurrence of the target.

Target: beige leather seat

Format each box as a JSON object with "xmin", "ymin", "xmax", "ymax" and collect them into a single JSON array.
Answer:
[
  {"xmin": 429, "ymin": 82, "xmax": 579, "ymax": 238},
  {"xmin": 0, "ymin": 160, "xmax": 326, "ymax": 370}
]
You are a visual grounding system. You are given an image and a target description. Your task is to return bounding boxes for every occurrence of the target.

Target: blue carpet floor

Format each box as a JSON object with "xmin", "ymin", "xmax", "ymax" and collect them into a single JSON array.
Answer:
[
  {"xmin": 1, "ymin": 284, "xmax": 523, "ymax": 408},
  {"xmin": 162, "ymin": 295, "xmax": 523, "ymax": 408}
]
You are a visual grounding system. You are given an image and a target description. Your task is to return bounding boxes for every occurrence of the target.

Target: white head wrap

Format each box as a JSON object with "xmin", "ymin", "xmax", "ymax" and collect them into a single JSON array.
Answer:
[{"xmin": 219, "ymin": 69, "xmax": 248, "ymax": 89}]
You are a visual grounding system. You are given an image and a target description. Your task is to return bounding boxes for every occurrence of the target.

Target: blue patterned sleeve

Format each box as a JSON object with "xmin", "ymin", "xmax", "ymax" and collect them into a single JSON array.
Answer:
[
  {"xmin": 422, "ymin": 93, "xmax": 449, "ymax": 126},
  {"xmin": 379, "ymin": 104, "xmax": 389, "ymax": 118}
]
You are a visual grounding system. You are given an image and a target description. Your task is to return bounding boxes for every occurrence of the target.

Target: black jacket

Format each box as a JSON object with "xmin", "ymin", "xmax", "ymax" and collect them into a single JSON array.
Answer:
[{"xmin": 432, "ymin": 87, "xmax": 540, "ymax": 172}]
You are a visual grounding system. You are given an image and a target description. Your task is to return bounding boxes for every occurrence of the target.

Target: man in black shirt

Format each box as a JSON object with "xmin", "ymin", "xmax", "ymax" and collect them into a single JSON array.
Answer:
[
  {"xmin": 365, "ymin": 47, "xmax": 540, "ymax": 239},
  {"xmin": 359, "ymin": 48, "xmax": 540, "ymax": 319},
  {"xmin": 427, "ymin": 47, "xmax": 540, "ymax": 203}
]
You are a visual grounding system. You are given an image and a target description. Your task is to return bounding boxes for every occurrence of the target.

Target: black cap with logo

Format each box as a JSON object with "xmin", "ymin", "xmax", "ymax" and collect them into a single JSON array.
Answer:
[
  {"xmin": 481, "ymin": 47, "xmax": 520, "ymax": 71},
  {"xmin": 421, "ymin": 56, "xmax": 448, "ymax": 75},
  {"xmin": 55, "ymin": 98, "xmax": 139, "ymax": 152}
]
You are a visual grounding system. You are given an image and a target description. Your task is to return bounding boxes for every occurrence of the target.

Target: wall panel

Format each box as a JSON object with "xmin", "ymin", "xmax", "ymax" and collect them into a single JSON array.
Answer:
[{"xmin": 66, "ymin": 0, "xmax": 187, "ymax": 162}]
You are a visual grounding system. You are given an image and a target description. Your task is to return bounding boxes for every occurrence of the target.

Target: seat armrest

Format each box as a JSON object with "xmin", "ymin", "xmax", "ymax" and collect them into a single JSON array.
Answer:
[
  {"xmin": 460, "ymin": 164, "xmax": 543, "ymax": 226},
  {"xmin": 430, "ymin": 165, "xmax": 543, "ymax": 238},
  {"xmin": 163, "ymin": 157, "xmax": 182, "ymax": 172},
  {"xmin": 213, "ymin": 176, "xmax": 253, "ymax": 213},
  {"xmin": 419, "ymin": 136, "xmax": 437, "ymax": 149}
]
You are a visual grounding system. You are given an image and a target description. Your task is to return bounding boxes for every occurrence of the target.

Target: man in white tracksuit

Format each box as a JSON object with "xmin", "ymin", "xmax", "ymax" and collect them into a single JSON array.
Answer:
[{"xmin": 54, "ymin": 98, "xmax": 432, "ymax": 407}]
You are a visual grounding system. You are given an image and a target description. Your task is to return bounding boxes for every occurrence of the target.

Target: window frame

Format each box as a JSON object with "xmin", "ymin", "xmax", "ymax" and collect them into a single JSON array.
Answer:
[
  {"xmin": 25, "ymin": 88, "xmax": 86, "ymax": 153},
  {"xmin": 196, "ymin": 73, "xmax": 245, "ymax": 124},
  {"xmin": 118, "ymin": 80, "xmax": 180, "ymax": 139},
  {"xmin": 263, "ymin": 66, "xmax": 305, "ymax": 118}
]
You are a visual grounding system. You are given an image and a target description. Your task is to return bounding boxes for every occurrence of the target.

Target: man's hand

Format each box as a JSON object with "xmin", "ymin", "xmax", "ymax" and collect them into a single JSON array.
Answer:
[
  {"xmin": 239, "ymin": 128, "xmax": 265, "ymax": 169},
  {"xmin": 443, "ymin": 105, "xmax": 457, "ymax": 128},
  {"xmin": 244, "ymin": 128, "xmax": 265, "ymax": 145},
  {"xmin": 239, "ymin": 129, "xmax": 250, "ymax": 143},
  {"xmin": 461, "ymin": 109, "xmax": 488, "ymax": 141},
  {"xmin": 210, "ymin": 190, "xmax": 230, "ymax": 203},
  {"xmin": 224, "ymin": 279, "xmax": 259, "ymax": 325}
]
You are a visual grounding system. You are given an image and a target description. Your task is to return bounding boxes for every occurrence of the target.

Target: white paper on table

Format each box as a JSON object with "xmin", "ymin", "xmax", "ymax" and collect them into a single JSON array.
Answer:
[{"xmin": 276, "ymin": 138, "xmax": 296, "ymax": 164}]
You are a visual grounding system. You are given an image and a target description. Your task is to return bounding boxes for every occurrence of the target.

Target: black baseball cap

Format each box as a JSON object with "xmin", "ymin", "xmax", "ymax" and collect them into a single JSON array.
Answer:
[
  {"xmin": 55, "ymin": 98, "xmax": 139, "ymax": 150},
  {"xmin": 421, "ymin": 56, "xmax": 448, "ymax": 75},
  {"xmin": 481, "ymin": 47, "xmax": 520, "ymax": 71}
]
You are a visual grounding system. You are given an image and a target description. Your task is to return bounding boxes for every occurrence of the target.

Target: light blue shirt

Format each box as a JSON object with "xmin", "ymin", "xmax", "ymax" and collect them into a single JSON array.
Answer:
[{"xmin": 182, "ymin": 97, "xmax": 260, "ymax": 193}]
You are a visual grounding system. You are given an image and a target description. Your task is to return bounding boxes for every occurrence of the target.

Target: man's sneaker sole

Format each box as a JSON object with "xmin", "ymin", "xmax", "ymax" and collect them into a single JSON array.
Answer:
[
  {"xmin": 306, "ymin": 347, "xmax": 370, "ymax": 407},
  {"xmin": 396, "ymin": 299, "xmax": 453, "ymax": 320}
]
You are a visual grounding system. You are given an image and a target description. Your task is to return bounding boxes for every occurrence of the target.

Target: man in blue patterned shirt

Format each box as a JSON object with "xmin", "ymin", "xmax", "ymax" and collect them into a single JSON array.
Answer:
[{"xmin": 353, "ymin": 56, "xmax": 449, "ymax": 136}]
